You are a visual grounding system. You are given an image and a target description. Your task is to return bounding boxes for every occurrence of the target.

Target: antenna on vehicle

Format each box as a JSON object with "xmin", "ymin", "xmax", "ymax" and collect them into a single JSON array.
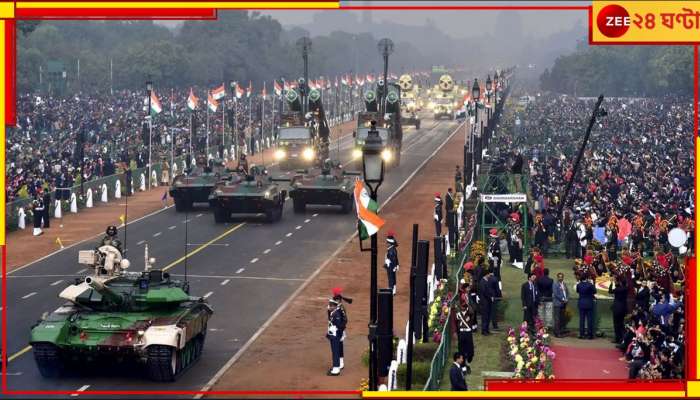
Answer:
[
  {"xmin": 184, "ymin": 206, "xmax": 189, "ymax": 285},
  {"xmin": 123, "ymin": 160, "xmax": 129, "ymax": 257}
]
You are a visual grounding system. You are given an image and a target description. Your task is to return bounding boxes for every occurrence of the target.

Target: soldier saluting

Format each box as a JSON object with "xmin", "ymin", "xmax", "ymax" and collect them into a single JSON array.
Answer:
[
  {"xmin": 384, "ymin": 231, "xmax": 399, "ymax": 295},
  {"xmin": 326, "ymin": 287, "xmax": 351, "ymax": 376}
]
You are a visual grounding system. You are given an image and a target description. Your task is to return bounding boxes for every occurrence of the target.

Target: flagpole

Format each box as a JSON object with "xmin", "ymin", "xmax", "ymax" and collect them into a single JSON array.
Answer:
[
  {"xmin": 206, "ymin": 92, "xmax": 210, "ymax": 158},
  {"xmin": 271, "ymin": 84, "xmax": 276, "ymax": 144},
  {"xmin": 222, "ymin": 84, "xmax": 225, "ymax": 158},
  {"xmin": 262, "ymin": 81, "xmax": 266, "ymax": 149},
  {"xmin": 234, "ymin": 96, "xmax": 238, "ymax": 160},
  {"xmin": 248, "ymin": 88, "xmax": 252, "ymax": 155}
]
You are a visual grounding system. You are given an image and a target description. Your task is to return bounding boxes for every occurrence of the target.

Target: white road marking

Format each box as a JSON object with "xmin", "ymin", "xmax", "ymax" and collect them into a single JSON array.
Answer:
[
  {"xmin": 183, "ymin": 219, "xmax": 192, "ymax": 223},
  {"xmin": 50, "ymin": 280, "xmax": 64, "ymax": 286},
  {"xmin": 168, "ymin": 225, "xmax": 177, "ymax": 230},
  {"xmin": 312, "ymin": 213, "xmax": 319, "ymax": 217},
  {"xmin": 3, "ymin": 372, "xmax": 22, "ymax": 376},
  {"xmin": 286, "ymin": 232, "xmax": 293, "ymax": 237},
  {"xmin": 263, "ymin": 249, "xmax": 271, "ymax": 255},
  {"xmin": 21, "ymin": 292, "xmax": 37, "ymax": 299},
  {"xmin": 275, "ymin": 240, "xmax": 283, "ymax": 246},
  {"xmin": 75, "ymin": 269, "xmax": 86, "ymax": 274},
  {"xmin": 295, "ymin": 225, "xmax": 302, "ymax": 230},
  {"xmin": 196, "ymin": 213, "xmax": 203, "ymax": 218},
  {"xmin": 220, "ymin": 279, "xmax": 230, "ymax": 286},
  {"xmin": 203, "ymin": 291, "xmax": 213, "ymax": 299},
  {"xmin": 172, "ymin": 274, "xmax": 305, "ymax": 282},
  {"xmin": 71, "ymin": 385, "xmax": 90, "ymax": 396},
  {"xmin": 153, "ymin": 232, "xmax": 162, "ymax": 237},
  {"xmin": 250, "ymin": 258, "xmax": 259, "ymax": 264},
  {"xmin": 136, "ymin": 240, "xmax": 145, "ymax": 245},
  {"xmin": 304, "ymin": 219, "xmax": 311, "ymax": 223},
  {"xmin": 236, "ymin": 268, "xmax": 245, "ymax": 274}
]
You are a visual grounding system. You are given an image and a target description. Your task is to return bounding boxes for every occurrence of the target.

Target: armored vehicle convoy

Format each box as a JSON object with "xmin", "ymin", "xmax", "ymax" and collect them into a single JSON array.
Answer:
[
  {"xmin": 29, "ymin": 236, "xmax": 213, "ymax": 382},
  {"xmin": 287, "ymin": 159, "xmax": 358, "ymax": 214},
  {"xmin": 169, "ymin": 156, "xmax": 231, "ymax": 211},
  {"xmin": 430, "ymin": 74, "xmax": 458, "ymax": 120},
  {"xmin": 398, "ymin": 74, "xmax": 421, "ymax": 129},
  {"xmin": 208, "ymin": 165, "xmax": 287, "ymax": 223}
]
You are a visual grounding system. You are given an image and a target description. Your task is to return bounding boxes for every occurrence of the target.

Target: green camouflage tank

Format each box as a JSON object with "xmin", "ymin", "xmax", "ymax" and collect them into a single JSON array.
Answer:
[
  {"xmin": 29, "ymin": 241, "xmax": 213, "ymax": 382},
  {"xmin": 169, "ymin": 158, "xmax": 231, "ymax": 211},
  {"xmin": 288, "ymin": 160, "xmax": 357, "ymax": 214}
]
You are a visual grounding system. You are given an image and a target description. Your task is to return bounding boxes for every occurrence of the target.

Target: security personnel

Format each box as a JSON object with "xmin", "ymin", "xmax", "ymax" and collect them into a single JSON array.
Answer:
[
  {"xmin": 488, "ymin": 228, "xmax": 502, "ymax": 279},
  {"xmin": 100, "ymin": 225, "xmax": 124, "ymax": 254},
  {"xmin": 507, "ymin": 213, "xmax": 523, "ymax": 264},
  {"xmin": 434, "ymin": 192, "xmax": 443, "ymax": 236},
  {"xmin": 32, "ymin": 195, "xmax": 45, "ymax": 236},
  {"xmin": 454, "ymin": 165, "xmax": 463, "ymax": 193},
  {"xmin": 477, "ymin": 271, "xmax": 495, "ymax": 335},
  {"xmin": 326, "ymin": 287, "xmax": 348, "ymax": 376},
  {"xmin": 384, "ymin": 231, "xmax": 399, "ymax": 295},
  {"xmin": 455, "ymin": 301, "xmax": 477, "ymax": 365},
  {"xmin": 42, "ymin": 187, "xmax": 52, "ymax": 228},
  {"xmin": 445, "ymin": 188, "xmax": 456, "ymax": 249}
]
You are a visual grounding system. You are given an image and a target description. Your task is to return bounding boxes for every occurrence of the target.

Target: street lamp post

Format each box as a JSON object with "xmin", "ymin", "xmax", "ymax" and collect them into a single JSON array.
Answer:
[
  {"xmin": 485, "ymin": 74, "xmax": 492, "ymax": 147},
  {"xmin": 362, "ymin": 120, "xmax": 385, "ymax": 392},
  {"xmin": 296, "ymin": 37, "xmax": 312, "ymax": 116},
  {"xmin": 471, "ymin": 78, "xmax": 481, "ymax": 175},
  {"xmin": 146, "ymin": 79, "xmax": 153, "ymax": 190}
]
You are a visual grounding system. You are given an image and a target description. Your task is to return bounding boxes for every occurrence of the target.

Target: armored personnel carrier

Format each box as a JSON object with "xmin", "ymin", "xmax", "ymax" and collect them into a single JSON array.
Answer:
[
  {"xmin": 286, "ymin": 159, "xmax": 358, "ymax": 214},
  {"xmin": 208, "ymin": 165, "xmax": 287, "ymax": 223},
  {"xmin": 398, "ymin": 74, "xmax": 421, "ymax": 129},
  {"xmin": 430, "ymin": 74, "xmax": 458, "ymax": 120},
  {"xmin": 169, "ymin": 156, "xmax": 231, "ymax": 211},
  {"xmin": 29, "ymin": 238, "xmax": 213, "ymax": 382},
  {"xmin": 353, "ymin": 82, "xmax": 403, "ymax": 167}
]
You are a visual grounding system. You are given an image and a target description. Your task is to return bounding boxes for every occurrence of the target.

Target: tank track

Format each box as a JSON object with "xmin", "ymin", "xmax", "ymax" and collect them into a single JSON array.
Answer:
[
  {"xmin": 146, "ymin": 333, "xmax": 205, "ymax": 382},
  {"xmin": 33, "ymin": 343, "xmax": 65, "ymax": 378}
]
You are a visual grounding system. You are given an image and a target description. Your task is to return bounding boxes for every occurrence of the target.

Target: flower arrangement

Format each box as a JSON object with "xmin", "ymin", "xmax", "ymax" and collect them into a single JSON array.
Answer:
[
  {"xmin": 505, "ymin": 320, "xmax": 555, "ymax": 379},
  {"xmin": 426, "ymin": 280, "xmax": 451, "ymax": 343}
]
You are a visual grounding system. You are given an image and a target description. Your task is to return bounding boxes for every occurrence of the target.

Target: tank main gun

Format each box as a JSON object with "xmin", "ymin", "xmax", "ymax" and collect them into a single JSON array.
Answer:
[{"xmin": 84, "ymin": 276, "xmax": 125, "ymax": 306}]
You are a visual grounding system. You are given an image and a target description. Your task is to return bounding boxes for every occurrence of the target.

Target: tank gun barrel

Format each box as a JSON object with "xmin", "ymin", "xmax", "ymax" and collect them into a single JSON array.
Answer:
[{"xmin": 85, "ymin": 276, "xmax": 124, "ymax": 305}]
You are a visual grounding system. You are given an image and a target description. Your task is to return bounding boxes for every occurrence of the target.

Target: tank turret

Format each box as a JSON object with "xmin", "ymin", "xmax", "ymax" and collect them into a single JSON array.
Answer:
[
  {"xmin": 84, "ymin": 276, "xmax": 124, "ymax": 306},
  {"xmin": 364, "ymin": 90, "xmax": 378, "ymax": 112}
]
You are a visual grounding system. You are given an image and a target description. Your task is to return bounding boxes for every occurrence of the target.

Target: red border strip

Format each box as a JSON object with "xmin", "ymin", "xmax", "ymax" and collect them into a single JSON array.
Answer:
[
  {"xmin": 341, "ymin": 5, "xmax": 589, "ymax": 10},
  {"xmin": 16, "ymin": 8, "xmax": 217, "ymax": 19},
  {"xmin": 486, "ymin": 380, "xmax": 686, "ymax": 391}
]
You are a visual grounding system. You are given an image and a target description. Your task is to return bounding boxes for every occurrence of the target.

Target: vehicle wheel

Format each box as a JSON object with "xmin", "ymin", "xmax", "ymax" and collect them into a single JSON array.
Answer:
[
  {"xmin": 415, "ymin": 121, "xmax": 421, "ymax": 129},
  {"xmin": 341, "ymin": 197, "xmax": 354, "ymax": 214},
  {"xmin": 293, "ymin": 199, "xmax": 305, "ymax": 214},
  {"xmin": 146, "ymin": 345, "xmax": 179, "ymax": 382},
  {"xmin": 33, "ymin": 343, "xmax": 65, "ymax": 378},
  {"xmin": 213, "ymin": 205, "xmax": 228, "ymax": 223},
  {"xmin": 174, "ymin": 197, "xmax": 187, "ymax": 212}
]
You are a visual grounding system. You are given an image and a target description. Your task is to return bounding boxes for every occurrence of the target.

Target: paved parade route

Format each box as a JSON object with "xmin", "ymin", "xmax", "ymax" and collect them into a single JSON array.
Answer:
[{"xmin": 3, "ymin": 116, "xmax": 459, "ymax": 397}]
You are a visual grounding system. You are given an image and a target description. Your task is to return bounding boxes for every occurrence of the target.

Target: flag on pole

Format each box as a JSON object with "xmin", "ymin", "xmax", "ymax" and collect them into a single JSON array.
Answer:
[
  {"xmin": 235, "ymin": 82, "xmax": 244, "ymax": 99},
  {"xmin": 246, "ymin": 81, "xmax": 252, "ymax": 98},
  {"xmin": 283, "ymin": 80, "xmax": 290, "ymax": 92},
  {"xmin": 207, "ymin": 91, "xmax": 218, "ymax": 112},
  {"xmin": 150, "ymin": 91, "xmax": 162, "ymax": 114},
  {"xmin": 187, "ymin": 88, "xmax": 198, "ymax": 111},
  {"xmin": 353, "ymin": 180, "xmax": 385, "ymax": 240},
  {"xmin": 366, "ymin": 74, "xmax": 374, "ymax": 83},
  {"xmin": 357, "ymin": 75, "xmax": 365, "ymax": 86},
  {"xmin": 274, "ymin": 80, "xmax": 283, "ymax": 96},
  {"xmin": 308, "ymin": 80, "xmax": 316, "ymax": 90},
  {"xmin": 334, "ymin": 76, "xmax": 339, "ymax": 87},
  {"xmin": 341, "ymin": 75, "xmax": 348, "ymax": 86},
  {"xmin": 262, "ymin": 82, "xmax": 267, "ymax": 99},
  {"xmin": 212, "ymin": 84, "xmax": 226, "ymax": 100}
]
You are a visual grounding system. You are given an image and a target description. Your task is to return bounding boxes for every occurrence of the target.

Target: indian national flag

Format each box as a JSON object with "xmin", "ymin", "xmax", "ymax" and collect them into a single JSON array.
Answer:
[
  {"xmin": 150, "ymin": 91, "xmax": 162, "ymax": 114},
  {"xmin": 207, "ymin": 92, "xmax": 218, "ymax": 112},
  {"xmin": 212, "ymin": 84, "xmax": 226, "ymax": 100},
  {"xmin": 354, "ymin": 180, "xmax": 385, "ymax": 240},
  {"xmin": 246, "ymin": 81, "xmax": 252, "ymax": 98},
  {"xmin": 187, "ymin": 88, "xmax": 198, "ymax": 111},
  {"xmin": 235, "ymin": 83, "xmax": 244, "ymax": 99},
  {"xmin": 366, "ymin": 74, "xmax": 374, "ymax": 83},
  {"xmin": 274, "ymin": 80, "xmax": 283, "ymax": 96},
  {"xmin": 262, "ymin": 82, "xmax": 267, "ymax": 99},
  {"xmin": 341, "ymin": 75, "xmax": 348, "ymax": 86}
]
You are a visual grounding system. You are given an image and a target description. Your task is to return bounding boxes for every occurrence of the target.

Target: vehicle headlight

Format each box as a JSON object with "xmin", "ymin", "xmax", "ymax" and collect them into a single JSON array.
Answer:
[
  {"xmin": 302, "ymin": 147, "xmax": 315, "ymax": 161},
  {"xmin": 264, "ymin": 191, "xmax": 271, "ymax": 199},
  {"xmin": 215, "ymin": 189, "xmax": 223, "ymax": 195},
  {"xmin": 274, "ymin": 149, "xmax": 286, "ymax": 161},
  {"xmin": 352, "ymin": 148, "xmax": 363, "ymax": 160},
  {"xmin": 381, "ymin": 149, "xmax": 393, "ymax": 162}
]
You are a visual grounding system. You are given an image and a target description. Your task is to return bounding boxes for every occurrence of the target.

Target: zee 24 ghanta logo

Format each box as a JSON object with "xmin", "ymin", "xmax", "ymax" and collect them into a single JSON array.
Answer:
[{"xmin": 597, "ymin": 4, "xmax": 632, "ymax": 38}]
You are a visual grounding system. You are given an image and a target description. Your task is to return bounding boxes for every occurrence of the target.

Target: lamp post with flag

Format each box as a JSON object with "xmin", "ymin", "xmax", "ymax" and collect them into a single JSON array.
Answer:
[
  {"xmin": 145, "ymin": 79, "xmax": 153, "ymax": 189},
  {"xmin": 357, "ymin": 120, "xmax": 386, "ymax": 391}
]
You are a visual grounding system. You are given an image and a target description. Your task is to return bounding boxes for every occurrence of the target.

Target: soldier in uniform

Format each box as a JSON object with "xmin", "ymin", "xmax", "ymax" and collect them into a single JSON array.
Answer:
[
  {"xmin": 454, "ymin": 165, "xmax": 463, "ymax": 193},
  {"xmin": 42, "ymin": 187, "xmax": 52, "ymax": 228},
  {"xmin": 237, "ymin": 154, "xmax": 249, "ymax": 175},
  {"xmin": 487, "ymin": 228, "xmax": 502, "ymax": 279},
  {"xmin": 326, "ymin": 287, "xmax": 349, "ymax": 376},
  {"xmin": 507, "ymin": 213, "xmax": 523, "ymax": 264},
  {"xmin": 606, "ymin": 215, "xmax": 619, "ymax": 261},
  {"xmin": 32, "ymin": 195, "xmax": 45, "ymax": 236},
  {"xmin": 445, "ymin": 188, "xmax": 456, "ymax": 249},
  {"xmin": 434, "ymin": 192, "xmax": 443, "ymax": 236},
  {"xmin": 564, "ymin": 210, "xmax": 579, "ymax": 259},
  {"xmin": 384, "ymin": 231, "xmax": 399, "ymax": 295},
  {"xmin": 100, "ymin": 225, "xmax": 123, "ymax": 254},
  {"xmin": 455, "ymin": 300, "xmax": 477, "ymax": 366}
]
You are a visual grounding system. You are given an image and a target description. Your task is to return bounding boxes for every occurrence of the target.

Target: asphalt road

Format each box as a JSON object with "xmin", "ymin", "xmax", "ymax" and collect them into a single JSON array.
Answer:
[{"xmin": 3, "ymin": 115, "xmax": 462, "ymax": 398}]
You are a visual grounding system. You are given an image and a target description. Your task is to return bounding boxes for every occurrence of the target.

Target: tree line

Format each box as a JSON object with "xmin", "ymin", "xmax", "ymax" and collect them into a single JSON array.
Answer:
[
  {"xmin": 539, "ymin": 44, "xmax": 693, "ymax": 97},
  {"xmin": 17, "ymin": 12, "xmax": 434, "ymax": 95}
]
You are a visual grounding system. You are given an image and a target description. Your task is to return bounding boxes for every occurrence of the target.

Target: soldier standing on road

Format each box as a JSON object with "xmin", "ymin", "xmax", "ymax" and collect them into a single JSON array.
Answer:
[
  {"xmin": 434, "ymin": 192, "xmax": 443, "ymax": 236},
  {"xmin": 32, "ymin": 194, "xmax": 45, "ymax": 236},
  {"xmin": 42, "ymin": 187, "xmax": 51, "ymax": 229},
  {"xmin": 488, "ymin": 228, "xmax": 502, "ymax": 279},
  {"xmin": 384, "ymin": 231, "xmax": 399, "ymax": 295},
  {"xmin": 125, "ymin": 166, "xmax": 132, "ymax": 197},
  {"xmin": 326, "ymin": 288, "xmax": 348, "ymax": 376}
]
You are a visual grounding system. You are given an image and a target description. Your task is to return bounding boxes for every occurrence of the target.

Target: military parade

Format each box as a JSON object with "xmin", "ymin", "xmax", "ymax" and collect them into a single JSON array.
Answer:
[{"xmin": 2, "ymin": 5, "xmax": 697, "ymax": 398}]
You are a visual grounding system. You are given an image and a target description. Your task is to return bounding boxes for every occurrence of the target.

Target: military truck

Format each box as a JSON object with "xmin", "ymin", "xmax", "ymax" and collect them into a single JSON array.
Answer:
[
  {"xmin": 286, "ymin": 159, "xmax": 358, "ymax": 214},
  {"xmin": 352, "ymin": 83, "xmax": 403, "ymax": 167},
  {"xmin": 208, "ymin": 165, "xmax": 287, "ymax": 223},
  {"xmin": 169, "ymin": 157, "xmax": 231, "ymax": 211},
  {"xmin": 430, "ymin": 74, "xmax": 458, "ymax": 120},
  {"xmin": 398, "ymin": 74, "xmax": 421, "ymax": 129},
  {"xmin": 30, "ymin": 240, "xmax": 213, "ymax": 382}
]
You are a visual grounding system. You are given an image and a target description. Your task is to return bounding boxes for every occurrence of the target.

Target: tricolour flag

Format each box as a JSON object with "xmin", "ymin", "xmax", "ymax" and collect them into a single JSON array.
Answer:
[
  {"xmin": 235, "ymin": 83, "xmax": 244, "ymax": 99},
  {"xmin": 308, "ymin": 80, "xmax": 316, "ymax": 90},
  {"xmin": 187, "ymin": 88, "xmax": 198, "ymax": 111},
  {"xmin": 246, "ymin": 81, "xmax": 252, "ymax": 98},
  {"xmin": 341, "ymin": 75, "xmax": 348, "ymax": 86},
  {"xmin": 150, "ymin": 91, "xmax": 162, "ymax": 115},
  {"xmin": 212, "ymin": 84, "xmax": 226, "ymax": 100},
  {"xmin": 353, "ymin": 180, "xmax": 385, "ymax": 240},
  {"xmin": 366, "ymin": 73, "xmax": 374, "ymax": 83},
  {"xmin": 274, "ymin": 80, "xmax": 283, "ymax": 96},
  {"xmin": 207, "ymin": 92, "xmax": 218, "ymax": 112},
  {"xmin": 283, "ymin": 80, "xmax": 290, "ymax": 92},
  {"xmin": 262, "ymin": 82, "xmax": 267, "ymax": 99}
]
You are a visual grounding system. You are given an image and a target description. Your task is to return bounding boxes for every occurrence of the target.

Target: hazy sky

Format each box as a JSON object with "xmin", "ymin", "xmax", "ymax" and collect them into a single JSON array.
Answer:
[{"xmin": 264, "ymin": 1, "xmax": 587, "ymax": 38}]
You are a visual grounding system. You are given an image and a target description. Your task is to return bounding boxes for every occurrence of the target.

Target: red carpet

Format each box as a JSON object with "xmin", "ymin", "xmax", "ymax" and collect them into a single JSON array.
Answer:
[{"xmin": 551, "ymin": 344, "xmax": 629, "ymax": 379}]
